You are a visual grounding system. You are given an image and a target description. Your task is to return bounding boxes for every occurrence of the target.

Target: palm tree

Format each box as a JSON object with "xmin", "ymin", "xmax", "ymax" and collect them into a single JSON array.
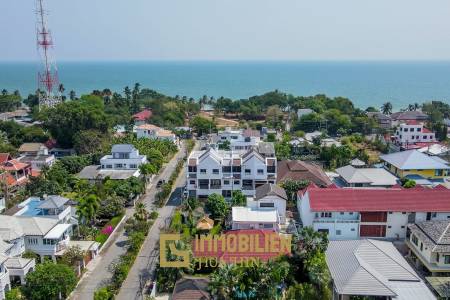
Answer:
[
  {"xmin": 58, "ymin": 83, "xmax": 65, "ymax": 95},
  {"xmin": 69, "ymin": 90, "xmax": 76, "ymax": 100},
  {"xmin": 134, "ymin": 203, "xmax": 149, "ymax": 221},
  {"xmin": 381, "ymin": 102, "xmax": 393, "ymax": 115},
  {"xmin": 76, "ymin": 194, "xmax": 100, "ymax": 225},
  {"xmin": 124, "ymin": 86, "xmax": 131, "ymax": 101}
]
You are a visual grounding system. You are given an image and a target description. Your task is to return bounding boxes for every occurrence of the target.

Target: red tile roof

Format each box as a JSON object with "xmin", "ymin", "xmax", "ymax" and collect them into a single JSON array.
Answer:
[
  {"xmin": 422, "ymin": 128, "xmax": 433, "ymax": 133},
  {"xmin": 0, "ymin": 153, "xmax": 11, "ymax": 164},
  {"xmin": 0, "ymin": 159, "xmax": 29, "ymax": 171},
  {"xmin": 133, "ymin": 109, "xmax": 152, "ymax": 121},
  {"xmin": 405, "ymin": 120, "xmax": 421, "ymax": 125},
  {"xmin": 277, "ymin": 160, "xmax": 332, "ymax": 187},
  {"xmin": 302, "ymin": 186, "xmax": 450, "ymax": 212}
]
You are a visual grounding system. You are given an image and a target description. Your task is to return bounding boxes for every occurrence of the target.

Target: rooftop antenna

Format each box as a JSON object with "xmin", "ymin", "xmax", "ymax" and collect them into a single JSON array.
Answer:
[{"xmin": 36, "ymin": 0, "xmax": 61, "ymax": 109}]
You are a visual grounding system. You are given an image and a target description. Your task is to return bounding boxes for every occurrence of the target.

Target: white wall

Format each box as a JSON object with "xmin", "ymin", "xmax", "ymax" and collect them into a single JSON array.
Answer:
[{"xmin": 247, "ymin": 195, "xmax": 287, "ymax": 224}]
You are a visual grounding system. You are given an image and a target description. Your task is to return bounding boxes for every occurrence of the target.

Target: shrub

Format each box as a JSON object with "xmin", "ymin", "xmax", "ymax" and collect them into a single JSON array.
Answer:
[{"xmin": 94, "ymin": 287, "xmax": 114, "ymax": 300}]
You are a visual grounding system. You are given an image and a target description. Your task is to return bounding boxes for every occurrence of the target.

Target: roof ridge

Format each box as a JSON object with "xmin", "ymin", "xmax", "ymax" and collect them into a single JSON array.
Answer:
[
  {"xmin": 366, "ymin": 239, "xmax": 419, "ymax": 281},
  {"xmin": 437, "ymin": 222, "xmax": 450, "ymax": 244}
]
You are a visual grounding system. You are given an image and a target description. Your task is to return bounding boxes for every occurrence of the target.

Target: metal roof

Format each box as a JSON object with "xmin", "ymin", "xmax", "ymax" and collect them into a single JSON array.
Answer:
[
  {"xmin": 326, "ymin": 239, "xmax": 435, "ymax": 299},
  {"xmin": 380, "ymin": 150, "xmax": 450, "ymax": 170},
  {"xmin": 335, "ymin": 165, "xmax": 398, "ymax": 186},
  {"xmin": 232, "ymin": 207, "xmax": 277, "ymax": 223},
  {"xmin": 111, "ymin": 144, "xmax": 136, "ymax": 153}
]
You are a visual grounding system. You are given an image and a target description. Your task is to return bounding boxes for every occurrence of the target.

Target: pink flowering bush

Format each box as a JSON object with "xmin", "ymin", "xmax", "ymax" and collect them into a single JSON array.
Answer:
[{"xmin": 101, "ymin": 225, "xmax": 114, "ymax": 235}]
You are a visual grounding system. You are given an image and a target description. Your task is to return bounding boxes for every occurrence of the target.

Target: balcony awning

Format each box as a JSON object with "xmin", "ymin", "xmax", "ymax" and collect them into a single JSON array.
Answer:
[{"xmin": 44, "ymin": 224, "xmax": 72, "ymax": 239}]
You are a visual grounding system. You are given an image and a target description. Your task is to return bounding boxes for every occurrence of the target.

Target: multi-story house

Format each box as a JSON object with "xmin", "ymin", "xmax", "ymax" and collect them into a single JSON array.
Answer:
[
  {"xmin": 214, "ymin": 128, "xmax": 261, "ymax": 151},
  {"xmin": 187, "ymin": 147, "xmax": 277, "ymax": 199},
  {"xmin": 0, "ymin": 153, "xmax": 31, "ymax": 195},
  {"xmin": 10, "ymin": 195, "xmax": 74, "ymax": 225},
  {"xmin": 380, "ymin": 149, "xmax": 450, "ymax": 180},
  {"xmin": 394, "ymin": 121, "xmax": 436, "ymax": 148},
  {"xmin": 18, "ymin": 143, "xmax": 55, "ymax": 171},
  {"xmin": 407, "ymin": 220, "xmax": 450, "ymax": 275},
  {"xmin": 297, "ymin": 185, "xmax": 450, "ymax": 240},
  {"xmin": 100, "ymin": 144, "xmax": 147, "ymax": 170},
  {"xmin": 136, "ymin": 124, "xmax": 177, "ymax": 143}
]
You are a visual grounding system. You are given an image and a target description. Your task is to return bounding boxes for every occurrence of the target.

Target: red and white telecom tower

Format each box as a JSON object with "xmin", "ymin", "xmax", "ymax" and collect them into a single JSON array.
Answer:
[{"xmin": 36, "ymin": 0, "xmax": 61, "ymax": 108}]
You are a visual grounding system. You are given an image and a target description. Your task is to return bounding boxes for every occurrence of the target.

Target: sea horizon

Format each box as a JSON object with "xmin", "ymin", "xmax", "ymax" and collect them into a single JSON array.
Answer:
[{"xmin": 1, "ymin": 60, "xmax": 450, "ymax": 109}]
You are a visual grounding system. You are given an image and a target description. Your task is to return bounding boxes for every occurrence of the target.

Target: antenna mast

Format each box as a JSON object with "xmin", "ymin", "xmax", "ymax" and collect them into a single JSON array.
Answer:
[{"xmin": 36, "ymin": 0, "xmax": 61, "ymax": 109}]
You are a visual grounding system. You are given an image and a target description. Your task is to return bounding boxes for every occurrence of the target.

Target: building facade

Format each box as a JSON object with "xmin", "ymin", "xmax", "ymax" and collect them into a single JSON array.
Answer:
[
  {"xmin": 394, "ymin": 121, "xmax": 436, "ymax": 147},
  {"xmin": 297, "ymin": 186, "xmax": 450, "ymax": 240},
  {"xmin": 187, "ymin": 147, "xmax": 277, "ymax": 199},
  {"xmin": 100, "ymin": 144, "xmax": 147, "ymax": 170}
]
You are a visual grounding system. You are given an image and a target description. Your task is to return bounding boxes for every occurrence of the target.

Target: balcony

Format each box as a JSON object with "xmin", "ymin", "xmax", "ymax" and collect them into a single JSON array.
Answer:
[
  {"xmin": 199, "ymin": 185, "xmax": 209, "ymax": 190},
  {"xmin": 188, "ymin": 173, "xmax": 197, "ymax": 179},
  {"xmin": 210, "ymin": 185, "xmax": 222, "ymax": 190},
  {"xmin": 313, "ymin": 219, "xmax": 360, "ymax": 224},
  {"xmin": 242, "ymin": 185, "xmax": 254, "ymax": 190}
]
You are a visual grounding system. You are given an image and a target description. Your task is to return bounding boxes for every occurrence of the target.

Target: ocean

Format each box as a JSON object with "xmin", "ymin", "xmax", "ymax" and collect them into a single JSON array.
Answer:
[{"xmin": 1, "ymin": 61, "xmax": 450, "ymax": 109}]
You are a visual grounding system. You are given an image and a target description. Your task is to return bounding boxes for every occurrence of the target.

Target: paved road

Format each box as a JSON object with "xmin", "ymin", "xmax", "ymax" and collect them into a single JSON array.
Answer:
[
  {"xmin": 70, "ymin": 142, "xmax": 186, "ymax": 300},
  {"xmin": 116, "ymin": 147, "xmax": 189, "ymax": 300}
]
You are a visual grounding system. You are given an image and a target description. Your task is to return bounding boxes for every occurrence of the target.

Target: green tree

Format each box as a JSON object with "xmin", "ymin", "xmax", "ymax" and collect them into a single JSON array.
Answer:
[
  {"xmin": 231, "ymin": 190, "xmax": 247, "ymax": 206},
  {"xmin": 5, "ymin": 288, "xmax": 25, "ymax": 300},
  {"xmin": 23, "ymin": 263, "xmax": 77, "ymax": 300},
  {"xmin": 73, "ymin": 129, "xmax": 109, "ymax": 154},
  {"xmin": 190, "ymin": 116, "xmax": 216, "ymax": 136},
  {"xmin": 205, "ymin": 193, "xmax": 229, "ymax": 219},
  {"xmin": 93, "ymin": 287, "xmax": 114, "ymax": 300},
  {"xmin": 281, "ymin": 179, "xmax": 310, "ymax": 202},
  {"xmin": 293, "ymin": 227, "xmax": 328, "ymax": 259},
  {"xmin": 61, "ymin": 245, "xmax": 85, "ymax": 267},
  {"xmin": 381, "ymin": 102, "xmax": 393, "ymax": 115},
  {"xmin": 77, "ymin": 194, "xmax": 100, "ymax": 225}
]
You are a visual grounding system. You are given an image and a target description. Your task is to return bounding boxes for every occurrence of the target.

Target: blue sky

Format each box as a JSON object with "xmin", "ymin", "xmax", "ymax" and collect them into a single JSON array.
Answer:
[{"xmin": 2, "ymin": 0, "xmax": 450, "ymax": 61}]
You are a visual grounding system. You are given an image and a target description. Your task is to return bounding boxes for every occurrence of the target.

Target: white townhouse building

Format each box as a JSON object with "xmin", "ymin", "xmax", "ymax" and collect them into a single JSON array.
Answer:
[
  {"xmin": 231, "ymin": 183, "xmax": 288, "ymax": 231},
  {"xmin": 394, "ymin": 121, "xmax": 436, "ymax": 147},
  {"xmin": 213, "ymin": 128, "xmax": 262, "ymax": 151},
  {"xmin": 100, "ymin": 144, "xmax": 147, "ymax": 170},
  {"xmin": 136, "ymin": 124, "xmax": 177, "ymax": 143},
  {"xmin": 407, "ymin": 220, "xmax": 450, "ymax": 275},
  {"xmin": 0, "ymin": 255, "xmax": 11, "ymax": 300},
  {"xmin": 297, "ymin": 185, "xmax": 450, "ymax": 240},
  {"xmin": 187, "ymin": 147, "xmax": 277, "ymax": 199}
]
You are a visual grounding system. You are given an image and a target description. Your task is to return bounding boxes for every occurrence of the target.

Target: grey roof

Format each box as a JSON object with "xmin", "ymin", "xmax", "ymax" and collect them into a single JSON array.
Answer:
[
  {"xmin": 38, "ymin": 195, "xmax": 69, "ymax": 209},
  {"xmin": 5, "ymin": 257, "xmax": 34, "ymax": 269},
  {"xmin": 0, "ymin": 239, "xmax": 13, "ymax": 254},
  {"xmin": 0, "ymin": 215, "xmax": 58, "ymax": 240},
  {"xmin": 255, "ymin": 183, "xmax": 287, "ymax": 201},
  {"xmin": 367, "ymin": 112, "xmax": 391, "ymax": 121},
  {"xmin": 111, "ymin": 144, "xmax": 136, "ymax": 153},
  {"xmin": 380, "ymin": 150, "xmax": 450, "ymax": 170},
  {"xmin": 350, "ymin": 158, "xmax": 366, "ymax": 167},
  {"xmin": 257, "ymin": 142, "xmax": 275, "ymax": 156},
  {"xmin": 335, "ymin": 165, "xmax": 398, "ymax": 186},
  {"xmin": 408, "ymin": 221, "xmax": 450, "ymax": 252},
  {"xmin": 78, "ymin": 165, "xmax": 139, "ymax": 180},
  {"xmin": 391, "ymin": 111, "xmax": 428, "ymax": 121},
  {"xmin": 326, "ymin": 239, "xmax": 435, "ymax": 299}
]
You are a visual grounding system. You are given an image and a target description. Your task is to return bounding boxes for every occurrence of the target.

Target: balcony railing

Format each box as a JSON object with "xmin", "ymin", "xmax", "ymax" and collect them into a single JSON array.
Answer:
[
  {"xmin": 188, "ymin": 173, "xmax": 197, "ymax": 179},
  {"xmin": 313, "ymin": 219, "xmax": 360, "ymax": 224},
  {"xmin": 242, "ymin": 185, "xmax": 254, "ymax": 190},
  {"xmin": 210, "ymin": 185, "xmax": 222, "ymax": 189},
  {"xmin": 199, "ymin": 185, "xmax": 209, "ymax": 190}
]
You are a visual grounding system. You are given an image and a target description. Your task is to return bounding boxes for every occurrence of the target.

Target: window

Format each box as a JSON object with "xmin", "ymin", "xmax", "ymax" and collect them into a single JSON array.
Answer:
[
  {"xmin": 401, "ymin": 226, "xmax": 405, "ymax": 228},
  {"xmin": 417, "ymin": 128, "xmax": 421, "ymax": 132},
  {"xmin": 115, "ymin": 164, "xmax": 123, "ymax": 168},
  {"xmin": 200, "ymin": 169, "xmax": 207, "ymax": 174},
  {"xmin": 222, "ymin": 190, "xmax": 232, "ymax": 198},
  {"xmin": 411, "ymin": 135, "xmax": 415, "ymax": 140},
  {"xmin": 43, "ymin": 239, "xmax": 57, "ymax": 245},
  {"xmin": 129, "ymin": 164, "xmax": 137, "ymax": 169},
  {"xmin": 340, "ymin": 212, "xmax": 344, "ymax": 215},
  {"xmin": 410, "ymin": 128, "xmax": 414, "ymax": 132},
  {"xmin": 261, "ymin": 224, "xmax": 273, "ymax": 229},
  {"xmin": 234, "ymin": 180, "xmax": 240, "ymax": 185},
  {"xmin": 351, "ymin": 228, "xmax": 355, "ymax": 231},
  {"xmin": 212, "ymin": 169, "xmax": 219, "ymax": 174},
  {"xmin": 232, "ymin": 166, "xmax": 241, "ymax": 173},
  {"xmin": 420, "ymin": 242, "xmax": 423, "ymax": 251},
  {"xmin": 27, "ymin": 238, "xmax": 38, "ymax": 245},
  {"xmin": 445, "ymin": 255, "xmax": 450, "ymax": 264},
  {"xmin": 321, "ymin": 212, "xmax": 332, "ymax": 218},
  {"xmin": 189, "ymin": 180, "xmax": 195, "ymax": 184},
  {"xmin": 318, "ymin": 229, "xmax": 329, "ymax": 234},
  {"xmin": 260, "ymin": 202, "xmax": 275, "ymax": 208},
  {"xmin": 222, "ymin": 166, "xmax": 231, "ymax": 173},
  {"xmin": 389, "ymin": 212, "xmax": 393, "ymax": 214},
  {"xmin": 430, "ymin": 135, "xmax": 433, "ymax": 139},
  {"xmin": 423, "ymin": 135, "xmax": 427, "ymax": 139},
  {"xmin": 257, "ymin": 169, "xmax": 264, "ymax": 175},
  {"xmin": 224, "ymin": 180, "xmax": 230, "ymax": 185},
  {"xmin": 106, "ymin": 165, "xmax": 112, "ymax": 169},
  {"xmin": 336, "ymin": 230, "xmax": 341, "ymax": 235},
  {"xmin": 435, "ymin": 169, "xmax": 444, "ymax": 176},
  {"xmin": 402, "ymin": 212, "xmax": 406, "ymax": 214},
  {"xmin": 349, "ymin": 212, "xmax": 354, "ymax": 215},
  {"xmin": 412, "ymin": 234, "xmax": 418, "ymax": 246},
  {"xmin": 399, "ymin": 135, "xmax": 402, "ymax": 139},
  {"xmin": 437, "ymin": 253, "xmax": 440, "ymax": 263},
  {"xmin": 245, "ymin": 169, "xmax": 251, "ymax": 175},
  {"xmin": 188, "ymin": 166, "xmax": 197, "ymax": 172},
  {"xmin": 388, "ymin": 226, "xmax": 392, "ymax": 228}
]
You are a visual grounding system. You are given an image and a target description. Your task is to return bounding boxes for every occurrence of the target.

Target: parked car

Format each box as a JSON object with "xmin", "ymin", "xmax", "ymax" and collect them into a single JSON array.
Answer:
[{"xmin": 156, "ymin": 179, "xmax": 165, "ymax": 188}]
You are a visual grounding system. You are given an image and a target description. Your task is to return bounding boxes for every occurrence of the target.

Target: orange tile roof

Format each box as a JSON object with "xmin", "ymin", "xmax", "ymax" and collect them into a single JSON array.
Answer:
[{"xmin": 0, "ymin": 159, "xmax": 30, "ymax": 171}]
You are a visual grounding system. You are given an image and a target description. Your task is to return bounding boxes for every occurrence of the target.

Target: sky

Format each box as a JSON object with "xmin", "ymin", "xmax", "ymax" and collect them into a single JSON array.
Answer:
[{"xmin": 2, "ymin": 0, "xmax": 450, "ymax": 61}]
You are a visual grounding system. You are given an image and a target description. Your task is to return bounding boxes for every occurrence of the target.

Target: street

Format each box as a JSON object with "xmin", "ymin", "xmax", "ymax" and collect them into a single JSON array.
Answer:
[{"xmin": 69, "ymin": 142, "xmax": 187, "ymax": 300}]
